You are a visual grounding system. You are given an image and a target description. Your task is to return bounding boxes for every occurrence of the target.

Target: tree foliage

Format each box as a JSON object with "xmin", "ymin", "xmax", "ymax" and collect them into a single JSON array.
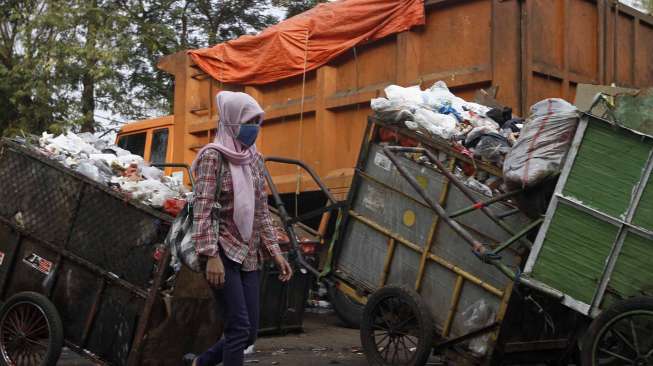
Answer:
[
  {"xmin": 644, "ymin": 0, "xmax": 653, "ymax": 13},
  {"xmin": 0, "ymin": 0, "xmax": 280, "ymax": 137},
  {"xmin": 271, "ymin": 0, "xmax": 327, "ymax": 18}
]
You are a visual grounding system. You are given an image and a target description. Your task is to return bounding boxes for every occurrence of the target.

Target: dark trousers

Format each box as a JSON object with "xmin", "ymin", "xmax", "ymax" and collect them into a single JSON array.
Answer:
[{"xmin": 197, "ymin": 255, "xmax": 260, "ymax": 366}]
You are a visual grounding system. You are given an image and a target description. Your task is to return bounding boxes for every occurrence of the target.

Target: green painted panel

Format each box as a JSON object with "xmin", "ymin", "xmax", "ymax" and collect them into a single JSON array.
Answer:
[
  {"xmin": 563, "ymin": 122, "xmax": 652, "ymax": 218},
  {"xmin": 633, "ymin": 179, "xmax": 653, "ymax": 230},
  {"xmin": 605, "ymin": 232, "xmax": 653, "ymax": 303},
  {"xmin": 532, "ymin": 204, "xmax": 618, "ymax": 304}
]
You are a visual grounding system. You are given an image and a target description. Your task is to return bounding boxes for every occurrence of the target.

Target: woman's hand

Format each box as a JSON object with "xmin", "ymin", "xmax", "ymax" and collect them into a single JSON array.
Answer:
[
  {"xmin": 206, "ymin": 257, "xmax": 225, "ymax": 287},
  {"xmin": 273, "ymin": 255, "xmax": 293, "ymax": 282}
]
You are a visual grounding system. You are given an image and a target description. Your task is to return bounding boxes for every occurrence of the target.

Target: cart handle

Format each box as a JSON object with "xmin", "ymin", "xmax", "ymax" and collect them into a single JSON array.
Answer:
[
  {"xmin": 262, "ymin": 157, "xmax": 343, "ymax": 280},
  {"xmin": 263, "ymin": 156, "xmax": 338, "ymax": 204}
]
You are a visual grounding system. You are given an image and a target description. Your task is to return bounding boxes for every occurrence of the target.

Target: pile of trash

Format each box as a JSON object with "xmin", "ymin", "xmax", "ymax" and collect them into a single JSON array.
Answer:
[
  {"xmin": 371, "ymin": 81, "xmax": 579, "ymax": 197},
  {"xmin": 371, "ymin": 81, "xmax": 522, "ymax": 165},
  {"xmin": 35, "ymin": 131, "xmax": 188, "ymax": 211}
]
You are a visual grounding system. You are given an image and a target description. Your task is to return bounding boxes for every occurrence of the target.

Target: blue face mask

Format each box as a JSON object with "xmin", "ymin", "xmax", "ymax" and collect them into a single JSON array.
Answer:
[{"xmin": 236, "ymin": 124, "xmax": 260, "ymax": 148}]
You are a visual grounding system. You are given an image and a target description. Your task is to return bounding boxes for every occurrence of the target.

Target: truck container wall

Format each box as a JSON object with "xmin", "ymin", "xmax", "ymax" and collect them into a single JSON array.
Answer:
[{"xmin": 156, "ymin": 0, "xmax": 653, "ymax": 196}]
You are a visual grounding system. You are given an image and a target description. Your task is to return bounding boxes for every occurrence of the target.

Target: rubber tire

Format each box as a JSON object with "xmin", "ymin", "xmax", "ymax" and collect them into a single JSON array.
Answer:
[
  {"xmin": 328, "ymin": 285, "xmax": 364, "ymax": 329},
  {"xmin": 0, "ymin": 292, "xmax": 64, "ymax": 366},
  {"xmin": 581, "ymin": 296, "xmax": 653, "ymax": 366},
  {"xmin": 360, "ymin": 285, "xmax": 434, "ymax": 366}
]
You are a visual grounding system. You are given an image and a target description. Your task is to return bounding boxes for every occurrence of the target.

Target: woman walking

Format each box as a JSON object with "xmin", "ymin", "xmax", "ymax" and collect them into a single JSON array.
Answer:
[{"xmin": 185, "ymin": 91, "xmax": 293, "ymax": 366}]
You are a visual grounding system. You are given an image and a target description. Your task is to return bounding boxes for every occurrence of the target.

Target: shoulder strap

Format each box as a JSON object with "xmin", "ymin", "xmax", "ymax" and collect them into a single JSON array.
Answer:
[{"xmin": 214, "ymin": 151, "xmax": 224, "ymax": 203}]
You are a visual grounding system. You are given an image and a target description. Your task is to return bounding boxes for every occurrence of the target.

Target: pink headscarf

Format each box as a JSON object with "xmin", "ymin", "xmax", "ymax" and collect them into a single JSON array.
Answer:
[{"xmin": 192, "ymin": 91, "xmax": 264, "ymax": 242}]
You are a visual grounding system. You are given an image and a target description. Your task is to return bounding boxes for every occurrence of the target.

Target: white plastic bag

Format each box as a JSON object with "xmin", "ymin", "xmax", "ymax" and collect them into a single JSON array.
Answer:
[
  {"xmin": 117, "ymin": 154, "xmax": 144, "ymax": 167},
  {"xmin": 142, "ymin": 166, "xmax": 164, "ymax": 181},
  {"xmin": 462, "ymin": 299, "xmax": 496, "ymax": 356},
  {"xmin": 384, "ymin": 85, "xmax": 423, "ymax": 104},
  {"xmin": 75, "ymin": 161, "xmax": 101, "ymax": 182},
  {"xmin": 89, "ymin": 153, "xmax": 119, "ymax": 166},
  {"xmin": 371, "ymin": 97, "xmax": 417, "ymax": 123},
  {"xmin": 423, "ymin": 81, "xmax": 467, "ymax": 111},
  {"xmin": 413, "ymin": 108, "xmax": 457, "ymax": 139},
  {"xmin": 503, "ymin": 98, "xmax": 579, "ymax": 189}
]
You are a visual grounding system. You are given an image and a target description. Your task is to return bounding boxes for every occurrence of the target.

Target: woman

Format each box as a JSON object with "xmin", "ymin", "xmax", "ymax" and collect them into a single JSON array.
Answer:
[{"xmin": 185, "ymin": 91, "xmax": 293, "ymax": 366}]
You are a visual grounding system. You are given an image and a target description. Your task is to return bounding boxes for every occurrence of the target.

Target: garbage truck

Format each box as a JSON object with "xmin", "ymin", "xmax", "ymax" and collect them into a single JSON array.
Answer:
[{"xmin": 117, "ymin": 0, "xmax": 653, "ymax": 212}]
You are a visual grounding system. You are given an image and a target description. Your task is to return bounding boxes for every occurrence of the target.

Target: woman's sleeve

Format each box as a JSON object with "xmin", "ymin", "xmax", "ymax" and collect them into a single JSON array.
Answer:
[
  {"xmin": 256, "ymin": 159, "xmax": 282, "ymax": 257},
  {"xmin": 191, "ymin": 151, "xmax": 221, "ymax": 258}
]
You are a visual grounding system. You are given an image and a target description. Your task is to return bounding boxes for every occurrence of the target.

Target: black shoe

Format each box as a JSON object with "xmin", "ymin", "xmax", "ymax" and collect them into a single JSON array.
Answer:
[{"xmin": 182, "ymin": 353, "xmax": 197, "ymax": 366}]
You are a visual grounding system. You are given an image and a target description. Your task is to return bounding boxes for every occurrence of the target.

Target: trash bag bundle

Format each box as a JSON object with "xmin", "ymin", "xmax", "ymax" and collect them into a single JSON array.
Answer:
[{"xmin": 503, "ymin": 98, "xmax": 579, "ymax": 190}]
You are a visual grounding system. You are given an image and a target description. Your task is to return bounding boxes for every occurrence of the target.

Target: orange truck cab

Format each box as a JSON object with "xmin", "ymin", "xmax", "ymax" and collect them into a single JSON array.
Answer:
[{"xmin": 115, "ymin": 115, "xmax": 178, "ymax": 178}]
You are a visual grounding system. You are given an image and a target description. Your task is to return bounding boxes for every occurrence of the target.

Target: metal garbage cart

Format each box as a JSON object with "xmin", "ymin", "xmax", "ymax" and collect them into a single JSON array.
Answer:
[
  {"xmin": 324, "ymin": 114, "xmax": 653, "ymax": 366},
  {"xmin": 0, "ymin": 138, "xmax": 175, "ymax": 366},
  {"xmin": 0, "ymin": 139, "xmax": 329, "ymax": 366}
]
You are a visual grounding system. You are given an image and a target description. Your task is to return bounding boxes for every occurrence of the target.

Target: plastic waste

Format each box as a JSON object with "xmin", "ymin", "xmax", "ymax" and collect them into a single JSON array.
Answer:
[
  {"xmin": 371, "ymin": 97, "xmax": 417, "ymax": 123},
  {"xmin": 164, "ymin": 198, "xmax": 186, "ymax": 217},
  {"xmin": 384, "ymin": 85, "xmax": 423, "ymax": 104},
  {"xmin": 462, "ymin": 299, "xmax": 495, "ymax": 357},
  {"xmin": 501, "ymin": 118, "xmax": 524, "ymax": 133},
  {"xmin": 89, "ymin": 153, "xmax": 119, "ymax": 166},
  {"xmin": 43, "ymin": 132, "xmax": 97, "ymax": 156},
  {"xmin": 404, "ymin": 121, "xmax": 420, "ymax": 131},
  {"xmin": 35, "ymin": 130, "xmax": 187, "ymax": 210},
  {"xmin": 413, "ymin": 108, "xmax": 457, "ymax": 139},
  {"xmin": 117, "ymin": 154, "xmax": 144, "ymax": 167},
  {"xmin": 473, "ymin": 133, "xmax": 511, "ymax": 164},
  {"xmin": 423, "ymin": 81, "xmax": 467, "ymax": 112},
  {"xmin": 438, "ymin": 105, "xmax": 463, "ymax": 122},
  {"xmin": 93, "ymin": 159, "xmax": 115, "ymax": 182},
  {"xmin": 486, "ymin": 107, "xmax": 513, "ymax": 124},
  {"xmin": 503, "ymin": 98, "xmax": 579, "ymax": 190},
  {"xmin": 142, "ymin": 166, "xmax": 164, "ymax": 181},
  {"xmin": 76, "ymin": 161, "xmax": 102, "ymax": 182},
  {"xmin": 464, "ymin": 177, "xmax": 493, "ymax": 197},
  {"xmin": 462, "ymin": 109, "xmax": 499, "ymax": 130}
]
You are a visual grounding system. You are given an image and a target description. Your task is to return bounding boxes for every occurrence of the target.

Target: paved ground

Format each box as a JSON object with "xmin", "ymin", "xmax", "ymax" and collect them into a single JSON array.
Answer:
[
  {"xmin": 58, "ymin": 312, "xmax": 370, "ymax": 366},
  {"xmin": 57, "ymin": 311, "xmax": 573, "ymax": 365},
  {"xmin": 241, "ymin": 311, "xmax": 369, "ymax": 366}
]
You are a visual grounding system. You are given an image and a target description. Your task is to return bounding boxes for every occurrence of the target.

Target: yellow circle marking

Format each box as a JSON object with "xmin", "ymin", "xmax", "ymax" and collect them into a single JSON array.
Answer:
[{"xmin": 403, "ymin": 210, "xmax": 416, "ymax": 227}]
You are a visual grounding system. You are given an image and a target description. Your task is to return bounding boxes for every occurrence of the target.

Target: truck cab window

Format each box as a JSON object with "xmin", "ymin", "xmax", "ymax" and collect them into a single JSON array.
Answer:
[
  {"xmin": 150, "ymin": 128, "xmax": 169, "ymax": 164},
  {"xmin": 117, "ymin": 132, "xmax": 146, "ymax": 157}
]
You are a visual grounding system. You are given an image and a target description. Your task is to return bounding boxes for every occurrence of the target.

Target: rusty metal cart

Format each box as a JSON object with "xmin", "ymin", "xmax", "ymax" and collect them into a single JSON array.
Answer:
[
  {"xmin": 0, "ymin": 139, "xmax": 175, "ymax": 366},
  {"xmin": 325, "ymin": 114, "xmax": 653, "ymax": 366}
]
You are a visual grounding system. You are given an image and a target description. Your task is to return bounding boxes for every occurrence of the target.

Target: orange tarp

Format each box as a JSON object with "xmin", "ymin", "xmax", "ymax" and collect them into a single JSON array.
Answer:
[{"xmin": 188, "ymin": 0, "xmax": 425, "ymax": 85}]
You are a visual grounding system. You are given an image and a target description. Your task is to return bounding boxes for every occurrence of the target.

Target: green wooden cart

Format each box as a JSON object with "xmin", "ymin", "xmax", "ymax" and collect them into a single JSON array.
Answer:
[{"xmin": 524, "ymin": 113, "xmax": 653, "ymax": 366}]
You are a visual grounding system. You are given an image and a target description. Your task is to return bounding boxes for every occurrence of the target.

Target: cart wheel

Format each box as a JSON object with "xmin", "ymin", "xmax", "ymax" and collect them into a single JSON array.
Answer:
[
  {"xmin": 328, "ymin": 285, "xmax": 363, "ymax": 329},
  {"xmin": 581, "ymin": 297, "xmax": 653, "ymax": 366},
  {"xmin": 0, "ymin": 292, "xmax": 64, "ymax": 366},
  {"xmin": 360, "ymin": 285, "xmax": 434, "ymax": 366}
]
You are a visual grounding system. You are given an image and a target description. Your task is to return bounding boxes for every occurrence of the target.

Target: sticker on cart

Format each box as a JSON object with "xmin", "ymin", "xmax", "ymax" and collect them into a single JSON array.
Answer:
[
  {"xmin": 362, "ymin": 186, "xmax": 385, "ymax": 213},
  {"xmin": 23, "ymin": 253, "xmax": 52, "ymax": 275},
  {"xmin": 374, "ymin": 152, "xmax": 392, "ymax": 172},
  {"xmin": 0, "ymin": 251, "xmax": 4, "ymax": 266}
]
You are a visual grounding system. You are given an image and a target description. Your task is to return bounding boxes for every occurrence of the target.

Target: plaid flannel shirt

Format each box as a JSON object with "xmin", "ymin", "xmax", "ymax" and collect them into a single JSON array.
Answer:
[{"xmin": 192, "ymin": 149, "xmax": 281, "ymax": 271}]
